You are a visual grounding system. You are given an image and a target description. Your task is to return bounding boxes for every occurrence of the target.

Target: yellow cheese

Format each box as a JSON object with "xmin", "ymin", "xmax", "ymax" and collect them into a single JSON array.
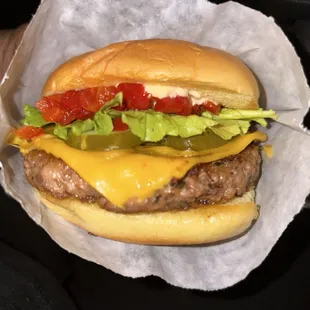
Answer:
[
  {"xmin": 262, "ymin": 144, "xmax": 273, "ymax": 158},
  {"xmin": 12, "ymin": 131, "xmax": 267, "ymax": 208}
]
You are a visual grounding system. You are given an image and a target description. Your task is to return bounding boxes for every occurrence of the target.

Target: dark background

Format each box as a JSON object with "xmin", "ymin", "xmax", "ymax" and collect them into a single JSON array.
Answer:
[{"xmin": 1, "ymin": 0, "xmax": 310, "ymax": 309}]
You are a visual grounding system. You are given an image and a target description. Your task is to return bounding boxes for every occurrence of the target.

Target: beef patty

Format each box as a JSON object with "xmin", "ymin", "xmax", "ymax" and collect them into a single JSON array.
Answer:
[{"xmin": 23, "ymin": 144, "xmax": 261, "ymax": 214}]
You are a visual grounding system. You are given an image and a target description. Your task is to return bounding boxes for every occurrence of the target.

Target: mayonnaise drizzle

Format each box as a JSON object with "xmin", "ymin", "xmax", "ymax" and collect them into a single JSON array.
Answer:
[{"xmin": 143, "ymin": 84, "xmax": 218, "ymax": 106}]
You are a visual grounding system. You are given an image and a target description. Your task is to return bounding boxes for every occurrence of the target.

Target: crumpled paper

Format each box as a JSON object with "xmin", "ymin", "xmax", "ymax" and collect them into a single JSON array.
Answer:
[{"xmin": 1, "ymin": 0, "xmax": 310, "ymax": 291}]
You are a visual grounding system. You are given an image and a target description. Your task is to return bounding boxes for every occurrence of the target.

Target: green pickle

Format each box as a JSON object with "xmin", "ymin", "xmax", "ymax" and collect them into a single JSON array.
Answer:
[
  {"xmin": 149, "ymin": 130, "xmax": 227, "ymax": 151},
  {"xmin": 42, "ymin": 124, "xmax": 55, "ymax": 135},
  {"xmin": 67, "ymin": 130, "xmax": 142, "ymax": 151},
  {"xmin": 43, "ymin": 125, "xmax": 227, "ymax": 151}
]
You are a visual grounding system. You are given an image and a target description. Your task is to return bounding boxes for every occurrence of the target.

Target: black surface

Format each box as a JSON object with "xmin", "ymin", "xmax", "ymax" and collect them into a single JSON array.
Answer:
[
  {"xmin": 1, "ymin": 0, "xmax": 310, "ymax": 309},
  {"xmin": 0, "ymin": 241, "xmax": 77, "ymax": 310}
]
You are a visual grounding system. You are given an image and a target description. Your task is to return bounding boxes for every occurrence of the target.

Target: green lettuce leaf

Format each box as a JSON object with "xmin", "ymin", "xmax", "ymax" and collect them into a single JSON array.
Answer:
[
  {"xmin": 92, "ymin": 93, "xmax": 123, "ymax": 135},
  {"xmin": 113, "ymin": 110, "xmax": 217, "ymax": 142},
  {"xmin": 111, "ymin": 107, "xmax": 275, "ymax": 141},
  {"xmin": 102, "ymin": 92, "xmax": 123, "ymax": 110},
  {"xmin": 70, "ymin": 119, "xmax": 95, "ymax": 135},
  {"xmin": 199, "ymin": 108, "xmax": 276, "ymax": 139},
  {"xmin": 20, "ymin": 105, "xmax": 49, "ymax": 127},
  {"xmin": 202, "ymin": 108, "xmax": 277, "ymax": 121},
  {"xmin": 252, "ymin": 118, "xmax": 268, "ymax": 127},
  {"xmin": 54, "ymin": 119, "xmax": 96, "ymax": 140},
  {"xmin": 171, "ymin": 115, "xmax": 218, "ymax": 138},
  {"xmin": 53, "ymin": 124, "xmax": 69, "ymax": 140},
  {"xmin": 93, "ymin": 113, "xmax": 113, "ymax": 135},
  {"xmin": 210, "ymin": 120, "xmax": 251, "ymax": 140}
]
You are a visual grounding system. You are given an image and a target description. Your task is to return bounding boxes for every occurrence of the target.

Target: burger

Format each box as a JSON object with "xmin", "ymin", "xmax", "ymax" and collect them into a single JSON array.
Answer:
[{"xmin": 7, "ymin": 39, "xmax": 276, "ymax": 245}]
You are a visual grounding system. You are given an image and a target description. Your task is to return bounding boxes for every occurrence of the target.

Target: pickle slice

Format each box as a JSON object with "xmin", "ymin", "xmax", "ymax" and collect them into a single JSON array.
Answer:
[
  {"xmin": 43, "ymin": 125, "xmax": 142, "ymax": 150},
  {"xmin": 146, "ymin": 129, "xmax": 227, "ymax": 151},
  {"xmin": 43, "ymin": 125, "xmax": 227, "ymax": 151},
  {"xmin": 42, "ymin": 124, "xmax": 55, "ymax": 135},
  {"xmin": 66, "ymin": 130, "xmax": 143, "ymax": 151}
]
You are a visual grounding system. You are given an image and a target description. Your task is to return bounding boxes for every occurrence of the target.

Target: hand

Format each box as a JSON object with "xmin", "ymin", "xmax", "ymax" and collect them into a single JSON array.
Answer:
[{"xmin": 0, "ymin": 24, "xmax": 28, "ymax": 81}]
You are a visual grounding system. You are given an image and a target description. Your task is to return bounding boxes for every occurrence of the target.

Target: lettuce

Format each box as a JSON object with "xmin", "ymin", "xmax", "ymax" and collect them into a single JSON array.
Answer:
[
  {"xmin": 91, "ymin": 92, "xmax": 123, "ymax": 135},
  {"xmin": 114, "ymin": 110, "xmax": 217, "ymax": 142},
  {"xmin": 115, "ymin": 108, "xmax": 276, "ymax": 141},
  {"xmin": 201, "ymin": 109, "xmax": 276, "ymax": 140},
  {"xmin": 209, "ymin": 120, "xmax": 251, "ymax": 140},
  {"xmin": 54, "ymin": 119, "xmax": 95, "ymax": 140},
  {"xmin": 20, "ymin": 105, "xmax": 49, "ymax": 127},
  {"xmin": 202, "ymin": 108, "xmax": 277, "ymax": 121},
  {"xmin": 20, "ymin": 93, "xmax": 277, "ymax": 142}
]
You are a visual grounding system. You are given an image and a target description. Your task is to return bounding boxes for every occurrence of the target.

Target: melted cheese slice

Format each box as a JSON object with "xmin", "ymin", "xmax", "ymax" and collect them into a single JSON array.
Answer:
[{"xmin": 12, "ymin": 131, "xmax": 267, "ymax": 208}]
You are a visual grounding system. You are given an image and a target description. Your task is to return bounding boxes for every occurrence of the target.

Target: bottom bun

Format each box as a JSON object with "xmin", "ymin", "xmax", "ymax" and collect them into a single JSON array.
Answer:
[{"xmin": 37, "ymin": 190, "xmax": 258, "ymax": 245}]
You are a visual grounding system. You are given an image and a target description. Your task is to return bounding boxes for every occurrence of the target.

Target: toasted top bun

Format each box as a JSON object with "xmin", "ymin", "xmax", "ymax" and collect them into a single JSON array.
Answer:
[
  {"xmin": 42, "ymin": 39, "xmax": 259, "ymax": 110},
  {"xmin": 38, "ymin": 190, "xmax": 258, "ymax": 245}
]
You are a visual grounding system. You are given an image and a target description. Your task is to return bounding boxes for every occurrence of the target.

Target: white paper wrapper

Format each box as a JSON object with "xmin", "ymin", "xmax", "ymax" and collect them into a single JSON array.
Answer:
[{"xmin": 1, "ymin": 0, "xmax": 310, "ymax": 291}]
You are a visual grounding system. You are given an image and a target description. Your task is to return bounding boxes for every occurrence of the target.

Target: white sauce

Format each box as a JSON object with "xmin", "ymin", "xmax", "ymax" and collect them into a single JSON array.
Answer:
[
  {"xmin": 143, "ymin": 84, "xmax": 217, "ymax": 106},
  {"xmin": 144, "ymin": 84, "xmax": 189, "ymax": 98}
]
